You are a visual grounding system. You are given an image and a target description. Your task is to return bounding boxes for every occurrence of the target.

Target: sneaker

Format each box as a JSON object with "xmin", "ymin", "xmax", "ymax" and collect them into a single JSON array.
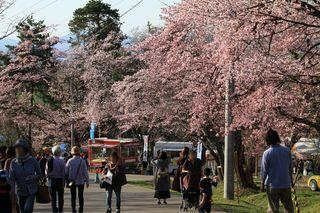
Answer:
[
  {"xmin": 116, "ymin": 209, "xmax": 120, "ymax": 213},
  {"xmin": 157, "ymin": 200, "xmax": 161, "ymax": 205},
  {"xmin": 163, "ymin": 200, "xmax": 167, "ymax": 205},
  {"xmin": 106, "ymin": 208, "xmax": 112, "ymax": 213}
]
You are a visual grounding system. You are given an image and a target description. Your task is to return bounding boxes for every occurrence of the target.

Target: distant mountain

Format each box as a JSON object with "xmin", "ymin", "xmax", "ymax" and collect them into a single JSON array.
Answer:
[
  {"xmin": 0, "ymin": 34, "xmax": 135, "ymax": 52},
  {"xmin": 0, "ymin": 38, "xmax": 18, "ymax": 51},
  {"xmin": 0, "ymin": 34, "xmax": 74, "ymax": 52},
  {"xmin": 55, "ymin": 34, "xmax": 74, "ymax": 52}
]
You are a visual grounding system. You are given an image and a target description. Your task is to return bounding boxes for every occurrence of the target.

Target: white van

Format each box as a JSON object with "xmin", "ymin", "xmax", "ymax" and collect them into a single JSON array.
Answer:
[{"xmin": 153, "ymin": 141, "xmax": 195, "ymax": 174}]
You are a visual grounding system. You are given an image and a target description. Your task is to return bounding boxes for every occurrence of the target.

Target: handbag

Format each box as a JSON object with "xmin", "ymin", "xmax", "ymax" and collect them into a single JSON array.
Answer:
[
  {"xmin": 99, "ymin": 169, "xmax": 113, "ymax": 189},
  {"xmin": 116, "ymin": 170, "xmax": 127, "ymax": 186},
  {"xmin": 36, "ymin": 180, "xmax": 51, "ymax": 203},
  {"xmin": 66, "ymin": 160, "xmax": 82, "ymax": 188},
  {"xmin": 99, "ymin": 179, "xmax": 112, "ymax": 189}
]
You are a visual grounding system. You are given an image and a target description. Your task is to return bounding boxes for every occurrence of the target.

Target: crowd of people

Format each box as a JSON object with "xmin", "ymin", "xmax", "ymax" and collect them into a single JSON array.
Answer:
[
  {"xmin": 0, "ymin": 139, "xmax": 92, "ymax": 213},
  {"xmin": 152, "ymin": 147, "xmax": 218, "ymax": 213},
  {"xmin": 151, "ymin": 129, "xmax": 296, "ymax": 213},
  {"xmin": 0, "ymin": 138, "xmax": 128, "ymax": 213},
  {"xmin": 0, "ymin": 129, "xmax": 297, "ymax": 213}
]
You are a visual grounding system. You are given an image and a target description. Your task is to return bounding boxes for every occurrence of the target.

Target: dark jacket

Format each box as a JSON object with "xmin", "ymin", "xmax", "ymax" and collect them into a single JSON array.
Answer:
[
  {"xmin": 104, "ymin": 162, "xmax": 125, "ymax": 187},
  {"xmin": 182, "ymin": 158, "xmax": 203, "ymax": 190}
]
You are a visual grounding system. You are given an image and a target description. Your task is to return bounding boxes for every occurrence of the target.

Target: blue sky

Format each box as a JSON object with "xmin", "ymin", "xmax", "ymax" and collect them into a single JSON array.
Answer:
[{"xmin": 2, "ymin": 0, "xmax": 181, "ymax": 38}]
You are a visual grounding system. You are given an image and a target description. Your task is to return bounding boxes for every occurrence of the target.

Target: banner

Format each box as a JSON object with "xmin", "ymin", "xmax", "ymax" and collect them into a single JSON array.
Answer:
[
  {"xmin": 90, "ymin": 122, "xmax": 96, "ymax": 141},
  {"xmin": 197, "ymin": 140, "xmax": 203, "ymax": 160},
  {"xmin": 142, "ymin": 135, "xmax": 149, "ymax": 162}
]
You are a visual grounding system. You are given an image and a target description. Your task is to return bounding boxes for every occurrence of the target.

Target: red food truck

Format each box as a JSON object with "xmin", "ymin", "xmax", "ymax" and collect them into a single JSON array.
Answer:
[{"xmin": 87, "ymin": 138, "xmax": 142, "ymax": 173}]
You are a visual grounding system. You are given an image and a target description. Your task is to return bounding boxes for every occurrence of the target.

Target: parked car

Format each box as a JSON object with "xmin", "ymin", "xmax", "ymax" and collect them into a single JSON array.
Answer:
[{"xmin": 308, "ymin": 175, "xmax": 320, "ymax": 191}]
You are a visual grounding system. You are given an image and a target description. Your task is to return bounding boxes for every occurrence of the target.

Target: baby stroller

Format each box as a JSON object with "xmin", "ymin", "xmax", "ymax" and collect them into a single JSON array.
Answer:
[{"xmin": 179, "ymin": 173, "xmax": 200, "ymax": 211}]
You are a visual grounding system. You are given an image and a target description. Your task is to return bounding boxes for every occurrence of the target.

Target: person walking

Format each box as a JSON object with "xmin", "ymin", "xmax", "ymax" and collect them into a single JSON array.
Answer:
[
  {"xmin": 261, "ymin": 129, "xmax": 294, "ymax": 213},
  {"xmin": 4, "ymin": 146, "xmax": 18, "ymax": 213},
  {"xmin": 182, "ymin": 150, "xmax": 203, "ymax": 191},
  {"xmin": 104, "ymin": 151, "xmax": 126, "ymax": 213},
  {"xmin": 66, "ymin": 146, "xmax": 89, "ymax": 213},
  {"xmin": 0, "ymin": 146, "xmax": 8, "ymax": 169},
  {"xmin": 172, "ymin": 147, "xmax": 190, "ymax": 192},
  {"xmin": 40, "ymin": 148, "xmax": 51, "ymax": 181},
  {"xmin": 181, "ymin": 150, "xmax": 203, "ymax": 209},
  {"xmin": 152, "ymin": 151, "xmax": 171, "ymax": 205},
  {"xmin": 46, "ymin": 145, "xmax": 65, "ymax": 213},
  {"xmin": 199, "ymin": 168, "xmax": 218, "ymax": 213},
  {"xmin": 9, "ymin": 139, "xmax": 42, "ymax": 213},
  {"xmin": 0, "ymin": 169, "xmax": 12, "ymax": 213}
]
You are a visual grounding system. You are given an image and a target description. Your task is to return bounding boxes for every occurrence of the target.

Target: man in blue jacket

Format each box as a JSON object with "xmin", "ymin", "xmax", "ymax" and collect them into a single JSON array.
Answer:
[{"xmin": 261, "ymin": 129, "xmax": 294, "ymax": 213}]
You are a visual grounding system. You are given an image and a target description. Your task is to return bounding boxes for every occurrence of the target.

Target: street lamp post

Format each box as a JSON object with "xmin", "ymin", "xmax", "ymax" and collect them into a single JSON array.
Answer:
[{"xmin": 224, "ymin": 72, "xmax": 235, "ymax": 200}]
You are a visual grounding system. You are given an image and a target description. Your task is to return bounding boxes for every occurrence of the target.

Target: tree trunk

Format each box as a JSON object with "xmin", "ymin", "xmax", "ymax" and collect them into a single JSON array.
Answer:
[
  {"xmin": 234, "ymin": 131, "xmax": 257, "ymax": 189},
  {"xmin": 28, "ymin": 86, "xmax": 34, "ymax": 144},
  {"xmin": 210, "ymin": 148, "xmax": 224, "ymax": 180}
]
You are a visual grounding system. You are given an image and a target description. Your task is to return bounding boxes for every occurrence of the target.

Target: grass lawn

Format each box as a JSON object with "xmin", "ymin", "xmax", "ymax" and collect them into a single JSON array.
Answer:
[{"xmin": 128, "ymin": 180, "xmax": 320, "ymax": 213}]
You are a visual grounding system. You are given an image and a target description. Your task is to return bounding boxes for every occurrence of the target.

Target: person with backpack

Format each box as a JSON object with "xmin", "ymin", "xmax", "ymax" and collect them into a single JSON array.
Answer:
[
  {"xmin": 65, "ymin": 146, "xmax": 89, "ymax": 213},
  {"xmin": 152, "ymin": 151, "xmax": 171, "ymax": 205},
  {"xmin": 46, "ymin": 145, "xmax": 65, "ymax": 213}
]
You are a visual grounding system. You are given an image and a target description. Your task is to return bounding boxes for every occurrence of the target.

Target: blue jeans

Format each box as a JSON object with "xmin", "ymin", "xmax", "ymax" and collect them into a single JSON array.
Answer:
[
  {"xmin": 106, "ymin": 186, "xmax": 121, "ymax": 210},
  {"xmin": 18, "ymin": 193, "xmax": 36, "ymax": 213}
]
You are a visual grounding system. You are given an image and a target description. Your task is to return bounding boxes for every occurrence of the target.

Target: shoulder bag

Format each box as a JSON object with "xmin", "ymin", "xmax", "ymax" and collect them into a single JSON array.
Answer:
[{"xmin": 67, "ymin": 159, "xmax": 82, "ymax": 188}]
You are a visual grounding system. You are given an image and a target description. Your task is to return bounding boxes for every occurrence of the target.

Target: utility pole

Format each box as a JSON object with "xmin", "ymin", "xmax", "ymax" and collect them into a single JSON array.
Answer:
[
  {"xmin": 224, "ymin": 71, "xmax": 235, "ymax": 200},
  {"xmin": 70, "ymin": 76, "xmax": 75, "ymax": 148}
]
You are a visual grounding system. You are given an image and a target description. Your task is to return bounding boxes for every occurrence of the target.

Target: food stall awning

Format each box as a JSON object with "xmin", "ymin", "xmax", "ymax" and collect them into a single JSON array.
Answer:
[{"xmin": 87, "ymin": 143, "xmax": 118, "ymax": 148}]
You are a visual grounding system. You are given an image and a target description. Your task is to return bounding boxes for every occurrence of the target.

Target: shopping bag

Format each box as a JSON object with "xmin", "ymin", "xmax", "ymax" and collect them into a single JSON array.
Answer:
[
  {"xmin": 36, "ymin": 184, "xmax": 51, "ymax": 204},
  {"xmin": 106, "ymin": 169, "xmax": 113, "ymax": 185}
]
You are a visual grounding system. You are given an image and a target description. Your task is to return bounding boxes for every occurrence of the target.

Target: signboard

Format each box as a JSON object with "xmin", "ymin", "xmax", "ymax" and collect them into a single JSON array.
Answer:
[
  {"xmin": 90, "ymin": 122, "xmax": 96, "ymax": 141},
  {"xmin": 142, "ymin": 135, "xmax": 149, "ymax": 162},
  {"xmin": 197, "ymin": 140, "xmax": 203, "ymax": 160}
]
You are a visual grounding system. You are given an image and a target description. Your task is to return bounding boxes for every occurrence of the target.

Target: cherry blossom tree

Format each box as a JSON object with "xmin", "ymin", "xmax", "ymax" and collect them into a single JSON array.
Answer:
[
  {"xmin": 81, "ymin": 33, "xmax": 145, "ymax": 135},
  {"xmin": 112, "ymin": 0, "xmax": 320, "ymax": 187},
  {"xmin": 0, "ymin": 17, "xmax": 59, "ymax": 146},
  {"xmin": 217, "ymin": 0, "xmax": 320, "ymax": 148},
  {"xmin": 112, "ymin": 0, "xmax": 227, "ymax": 175}
]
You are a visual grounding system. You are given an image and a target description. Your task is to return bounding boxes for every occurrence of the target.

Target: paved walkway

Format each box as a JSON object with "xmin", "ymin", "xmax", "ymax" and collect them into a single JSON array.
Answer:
[{"xmin": 34, "ymin": 175, "xmax": 224, "ymax": 213}]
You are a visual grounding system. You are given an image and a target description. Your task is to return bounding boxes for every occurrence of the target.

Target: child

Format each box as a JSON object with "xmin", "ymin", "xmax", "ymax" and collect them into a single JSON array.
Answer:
[
  {"xmin": 95, "ymin": 162, "xmax": 106, "ymax": 183},
  {"xmin": 0, "ymin": 170, "xmax": 11, "ymax": 213},
  {"xmin": 199, "ymin": 168, "xmax": 218, "ymax": 213},
  {"xmin": 95, "ymin": 167, "xmax": 101, "ymax": 183}
]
